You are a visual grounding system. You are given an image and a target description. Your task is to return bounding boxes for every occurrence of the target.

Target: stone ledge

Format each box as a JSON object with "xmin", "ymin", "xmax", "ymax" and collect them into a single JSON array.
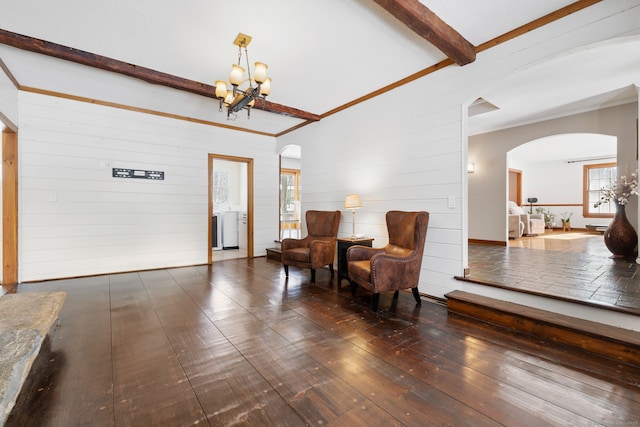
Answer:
[{"xmin": 0, "ymin": 292, "xmax": 66, "ymax": 425}]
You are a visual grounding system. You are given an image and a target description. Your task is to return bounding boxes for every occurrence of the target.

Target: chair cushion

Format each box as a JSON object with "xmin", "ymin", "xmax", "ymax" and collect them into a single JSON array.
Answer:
[
  {"xmin": 284, "ymin": 247, "xmax": 310, "ymax": 263},
  {"xmin": 349, "ymin": 260, "xmax": 371, "ymax": 283}
]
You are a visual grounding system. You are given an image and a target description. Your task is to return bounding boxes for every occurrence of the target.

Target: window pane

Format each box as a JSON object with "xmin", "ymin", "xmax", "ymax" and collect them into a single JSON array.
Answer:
[{"xmin": 585, "ymin": 163, "xmax": 616, "ymax": 215}]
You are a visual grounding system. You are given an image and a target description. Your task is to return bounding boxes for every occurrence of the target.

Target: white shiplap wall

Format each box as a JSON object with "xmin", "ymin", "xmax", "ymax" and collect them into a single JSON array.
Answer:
[
  {"xmin": 278, "ymin": 1, "xmax": 640, "ymax": 303},
  {"xmin": 0, "ymin": 66, "xmax": 18, "ymax": 129},
  {"xmin": 18, "ymin": 91, "xmax": 279, "ymax": 281}
]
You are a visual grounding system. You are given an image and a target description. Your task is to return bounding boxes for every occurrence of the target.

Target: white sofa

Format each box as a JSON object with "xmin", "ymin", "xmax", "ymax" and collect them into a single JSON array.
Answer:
[
  {"xmin": 508, "ymin": 214, "xmax": 525, "ymax": 239},
  {"xmin": 508, "ymin": 201, "xmax": 545, "ymax": 237}
]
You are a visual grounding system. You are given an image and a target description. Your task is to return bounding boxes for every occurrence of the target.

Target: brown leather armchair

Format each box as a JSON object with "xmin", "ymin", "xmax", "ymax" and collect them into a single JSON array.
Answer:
[
  {"xmin": 347, "ymin": 210, "xmax": 429, "ymax": 312},
  {"xmin": 282, "ymin": 210, "xmax": 341, "ymax": 282}
]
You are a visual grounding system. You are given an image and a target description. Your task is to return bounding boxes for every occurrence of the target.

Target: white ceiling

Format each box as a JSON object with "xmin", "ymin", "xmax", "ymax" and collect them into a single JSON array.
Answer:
[
  {"xmin": 509, "ymin": 133, "xmax": 617, "ymax": 164},
  {"xmin": 0, "ymin": 0, "xmax": 638, "ymax": 137}
]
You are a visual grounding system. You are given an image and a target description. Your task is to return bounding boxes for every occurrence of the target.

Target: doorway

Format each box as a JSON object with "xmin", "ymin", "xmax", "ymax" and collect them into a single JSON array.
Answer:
[
  {"xmin": 508, "ymin": 168, "xmax": 522, "ymax": 207},
  {"xmin": 208, "ymin": 154, "xmax": 254, "ymax": 264},
  {"xmin": 279, "ymin": 145, "xmax": 302, "ymax": 241}
]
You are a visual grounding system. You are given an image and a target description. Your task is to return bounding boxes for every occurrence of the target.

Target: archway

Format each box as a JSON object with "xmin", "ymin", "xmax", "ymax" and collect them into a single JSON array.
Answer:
[
  {"xmin": 465, "ymin": 36, "xmax": 640, "ymax": 312},
  {"xmin": 507, "ymin": 133, "xmax": 618, "ymax": 234}
]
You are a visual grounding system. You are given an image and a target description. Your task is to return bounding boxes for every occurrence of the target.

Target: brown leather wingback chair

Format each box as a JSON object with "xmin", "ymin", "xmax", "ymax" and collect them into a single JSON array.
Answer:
[
  {"xmin": 282, "ymin": 210, "xmax": 341, "ymax": 282},
  {"xmin": 347, "ymin": 210, "xmax": 429, "ymax": 312}
]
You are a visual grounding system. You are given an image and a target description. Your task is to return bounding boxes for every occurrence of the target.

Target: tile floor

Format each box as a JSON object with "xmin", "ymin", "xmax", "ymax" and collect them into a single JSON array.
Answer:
[{"xmin": 467, "ymin": 230, "xmax": 640, "ymax": 316}]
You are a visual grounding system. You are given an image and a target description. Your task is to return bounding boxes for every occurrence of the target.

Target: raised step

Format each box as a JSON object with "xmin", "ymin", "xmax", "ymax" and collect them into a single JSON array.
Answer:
[
  {"xmin": 266, "ymin": 247, "xmax": 281, "ymax": 262},
  {"xmin": 0, "ymin": 292, "xmax": 66, "ymax": 425},
  {"xmin": 445, "ymin": 290, "xmax": 640, "ymax": 367}
]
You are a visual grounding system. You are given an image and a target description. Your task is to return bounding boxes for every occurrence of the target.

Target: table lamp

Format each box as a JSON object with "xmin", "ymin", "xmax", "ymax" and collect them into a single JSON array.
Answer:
[{"xmin": 344, "ymin": 194, "xmax": 362, "ymax": 238}]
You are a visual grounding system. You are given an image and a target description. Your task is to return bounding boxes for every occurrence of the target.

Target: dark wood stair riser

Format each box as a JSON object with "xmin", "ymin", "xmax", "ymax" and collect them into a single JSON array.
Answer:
[
  {"xmin": 266, "ymin": 248, "xmax": 281, "ymax": 262},
  {"xmin": 445, "ymin": 290, "xmax": 640, "ymax": 368}
]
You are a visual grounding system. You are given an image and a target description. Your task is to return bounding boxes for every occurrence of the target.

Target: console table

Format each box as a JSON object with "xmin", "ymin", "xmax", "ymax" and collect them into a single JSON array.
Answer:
[{"xmin": 337, "ymin": 237, "xmax": 374, "ymax": 286}]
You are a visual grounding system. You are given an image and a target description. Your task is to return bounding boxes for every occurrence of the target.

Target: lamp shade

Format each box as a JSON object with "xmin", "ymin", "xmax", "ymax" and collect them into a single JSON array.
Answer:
[
  {"xmin": 223, "ymin": 92, "xmax": 234, "ymax": 106},
  {"xmin": 259, "ymin": 77, "xmax": 271, "ymax": 96},
  {"xmin": 344, "ymin": 194, "xmax": 362, "ymax": 209},
  {"xmin": 253, "ymin": 62, "xmax": 268, "ymax": 84},
  {"xmin": 214, "ymin": 80, "xmax": 228, "ymax": 99},
  {"xmin": 229, "ymin": 64, "xmax": 245, "ymax": 86}
]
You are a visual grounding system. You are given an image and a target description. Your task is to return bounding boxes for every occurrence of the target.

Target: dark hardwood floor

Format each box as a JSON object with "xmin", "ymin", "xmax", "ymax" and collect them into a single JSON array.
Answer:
[{"xmin": 7, "ymin": 257, "xmax": 640, "ymax": 426}]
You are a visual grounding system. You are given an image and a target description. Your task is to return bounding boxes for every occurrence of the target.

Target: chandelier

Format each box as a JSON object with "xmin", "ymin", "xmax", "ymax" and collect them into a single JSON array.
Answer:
[{"xmin": 214, "ymin": 33, "xmax": 271, "ymax": 120}]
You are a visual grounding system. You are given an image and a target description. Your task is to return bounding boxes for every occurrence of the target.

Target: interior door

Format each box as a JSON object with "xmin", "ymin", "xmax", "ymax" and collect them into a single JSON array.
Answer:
[{"xmin": 508, "ymin": 168, "xmax": 522, "ymax": 206}]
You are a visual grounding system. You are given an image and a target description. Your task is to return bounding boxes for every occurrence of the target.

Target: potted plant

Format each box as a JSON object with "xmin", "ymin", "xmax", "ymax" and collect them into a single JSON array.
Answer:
[
  {"xmin": 560, "ymin": 212, "xmax": 573, "ymax": 231},
  {"xmin": 535, "ymin": 207, "xmax": 555, "ymax": 229}
]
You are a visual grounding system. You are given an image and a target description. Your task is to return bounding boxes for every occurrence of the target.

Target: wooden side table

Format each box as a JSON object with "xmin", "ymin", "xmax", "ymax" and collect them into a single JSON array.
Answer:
[{"xmin": 337, "ymin": 237, "xmax": 374, "ymax": 286}]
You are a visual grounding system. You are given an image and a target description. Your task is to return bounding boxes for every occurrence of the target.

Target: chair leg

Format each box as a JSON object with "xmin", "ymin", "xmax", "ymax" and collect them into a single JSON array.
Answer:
[
  {"xmin": 284, "ymin": 265, "xmax": 289, "ymax": 277},
  {"xmin": 371, "ymin": 293, "xmax": 380, "ymax": 312},
  {"xmin": 349, "ymin": 281, "xmax": 357, "ymax": 296},
  {"xmin": 392, "ymin": 290, "xmax": 399, "ymax": 300},
  {"xmin": 311, "ymin": 269, "xmax": 316, "ymax": 283},
  {"xmin": 411, "ymin": 287, "xmax": 421, "ymax": 305},
  {"xmin": 329, "ymin": 264, "xmax": 334, "ymax": 276}
]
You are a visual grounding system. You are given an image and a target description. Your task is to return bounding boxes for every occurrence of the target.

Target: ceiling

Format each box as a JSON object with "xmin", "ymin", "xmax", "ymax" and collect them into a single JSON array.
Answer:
[
  {"xmin": 509, "ymin": 133, "xmax": 617, "ymax": 164},
  {"xmin": 0, "ymin": 0, "xmax": 638, "ymax": 137}
]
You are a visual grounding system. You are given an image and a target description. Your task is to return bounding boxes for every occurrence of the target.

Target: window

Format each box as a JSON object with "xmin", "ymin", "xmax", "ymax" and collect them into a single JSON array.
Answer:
[
  {"xmin": 213, "ymin": 171, "xmax": 229, "ymax": 204},
  {"xmin": 280, "ymin": 168, "xmax": 301, "ymax": 239},
  {"xmin": 584, "ymin": 163, "xmax": 616, "ymax": 217},
  {"xmin": 280, "ymin": 168, "xmax": 300, "ymax": 219}
]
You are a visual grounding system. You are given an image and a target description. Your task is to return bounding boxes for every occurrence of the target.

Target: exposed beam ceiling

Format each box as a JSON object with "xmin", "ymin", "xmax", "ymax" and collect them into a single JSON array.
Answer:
[
  {"xmin": 373, "ymin": 0, "xmax": 476, "ymax": 65},
  {"xmin": 0, "ymin": 0, "xmax": 621, "ymax": 137},
  {"xmin": 0, "ymin": 29, "xmax": 321, "ymax": 122}
]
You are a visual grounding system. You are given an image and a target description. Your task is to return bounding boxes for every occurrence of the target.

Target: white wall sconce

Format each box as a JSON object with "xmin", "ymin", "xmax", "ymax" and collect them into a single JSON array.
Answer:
[{"xmin": 467, "ymin": 163, "xmax": 475, "ymax": 173}]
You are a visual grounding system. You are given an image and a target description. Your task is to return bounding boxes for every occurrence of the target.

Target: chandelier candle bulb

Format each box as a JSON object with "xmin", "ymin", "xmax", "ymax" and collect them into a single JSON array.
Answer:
[
  {"xmin": 214, "ymin": 80, "xmax": 228, "ymax": 99},
  {"xmin": 253, "ymin": 62, "xmax": 268, "ymax": 84},
  {"xmin": 229, "ymin": 64, "xmax": 245, "ymax": 86},
  {"xmin": 260, "ymin": 78, "xmax": 272, "ymax": 96}
]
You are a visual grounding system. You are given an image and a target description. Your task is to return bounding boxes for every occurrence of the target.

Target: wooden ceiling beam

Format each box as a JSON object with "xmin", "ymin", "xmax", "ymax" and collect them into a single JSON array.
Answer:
[
  {"xmin": 373, "ymin": 0, "xmax": 476, "ymax": 66},
  {"xmin": 0, "ymin": 29, "xmax": 321, "ymax": 122}
]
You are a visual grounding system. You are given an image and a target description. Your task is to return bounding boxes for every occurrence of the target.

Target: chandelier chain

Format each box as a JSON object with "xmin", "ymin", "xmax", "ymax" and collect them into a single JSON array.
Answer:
[
  {"xmin": 243, "ymin": 46, "xmax": 253, "ymax": 88},
  {"xmin": 215, "ymin": 33, "xmax": 270, "ymax": 120}
]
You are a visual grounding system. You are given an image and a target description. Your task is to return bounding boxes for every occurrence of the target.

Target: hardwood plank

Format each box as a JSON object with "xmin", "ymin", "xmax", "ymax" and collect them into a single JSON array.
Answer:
[
  {"xmin": 208, "ymin": 311, "xmax": 359, "ymax": 425},
  {"xmin": 7, "ymin": 258, "xmax": 640, "ymax": 426},
  {"xmin": 7, "ymin": 277, "xmax": 114, "ymax": 427},
  {"xmin": 330, "ymin": 399, "xmax": 403, "ymax": 427},
  {"xmin": 108, "ymin": 272, "xmax": 208, "ymax": 426},
  {"xmin": 138, "ymin": 269, "xmax": 305, "ymax": 426},
  {"xmin": 274, "ymin": 276, "xmax": 640, "ymax": 426}
]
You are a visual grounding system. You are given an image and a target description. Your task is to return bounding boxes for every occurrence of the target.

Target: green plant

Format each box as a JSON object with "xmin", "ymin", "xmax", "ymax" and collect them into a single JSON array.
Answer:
[
  {"xmin": 535, "ymin": 208, "xmax": 554, "ymax": 225},
  {"xmin": 560, "ymin": 212, "xmax": 573, "ymax": 223}
]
